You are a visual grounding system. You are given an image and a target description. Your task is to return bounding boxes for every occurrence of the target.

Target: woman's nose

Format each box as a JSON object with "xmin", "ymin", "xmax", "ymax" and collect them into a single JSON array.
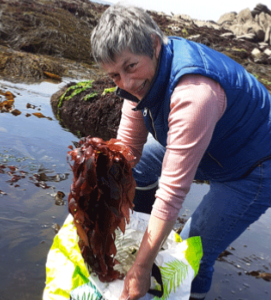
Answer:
[{"xmin": 121, "ymin": 76, "xmax": 134, "ymax": 91}]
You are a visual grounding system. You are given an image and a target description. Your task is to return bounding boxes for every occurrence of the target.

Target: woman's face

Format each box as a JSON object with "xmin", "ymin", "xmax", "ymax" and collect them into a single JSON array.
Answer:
[{"xmin": 101, "ymin": 39, "xmax": 161, "ymax": 100}]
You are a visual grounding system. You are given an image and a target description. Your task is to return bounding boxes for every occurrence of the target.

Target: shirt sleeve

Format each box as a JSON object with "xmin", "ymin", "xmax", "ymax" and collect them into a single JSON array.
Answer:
[
  {"xmin": 116, "ymin": 99, "xmax": 148, "ymax": 165},
  {"xmin": 152, "ymin": 74, "xmax": 227, "ymax": 221}
]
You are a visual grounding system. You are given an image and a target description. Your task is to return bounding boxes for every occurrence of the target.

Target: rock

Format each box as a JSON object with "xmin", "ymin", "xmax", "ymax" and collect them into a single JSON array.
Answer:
[
  {"xmin": 254, "ymin": 52, "xmax": 271, "ymax": 64},
  {"xmin": 0, "ymin": 45, "xmax": 95, "ymax": 83},
  {"xmin": 259, "ymin": 42, "xmax": 269, "ymax": 47},
  {"xmin": 0, "ymin": 0, "xmax": 99, "ymax": 65},
  {"xmin": 253, "ymin": 26, "xmax": 266, "ymax": 41},
  {"xmin": 235, "ymin": 33, "xmax": 257, "ymax": 42},
  {"xmin": 194, "ymin": 20, "xmax": 221, "ymax": 30},
  {"xmin": 52, "ymin": 223, "xmax": 61, "ymax": 234},
  {"xmin": 217, "ymin": 12, "xmax": 237, "ymax": 25},
  {"xmin": 229, "ymin": 22, "xmax": 265, "ymax": 41},
  {"xmin": 168, "ymin": 24, "xmax": 182, "ymax": 33},
  {"xmin": 234, "ymin": 38, "xmax": 245, "ymax": 42},
  {"xmin": 55, "ymin": 191, "xmax": 65, "ymax": 206},
  {"xmin": 259, "ymin": 42, "xmax": 269, "ymax": 49},
  {"xmin": 179, "ymin": 14, "xmax": 193, "ymax": 21},
  {"xmin": 220, "ymin": 32, "xmax": 235, "ymax": 38},
  {"xmin": 237, "ymin": 8, "xmax": 254, "ymax": 23},
  {"xmin": 258, "ymin": 12, "xmax": 271, "ymax": 30},
  {"xmin": 0, "ymin": 0, "xmax": 109, "ymax": 82},
  {"xmin": 264, "ymin": 26, "xmax": 271, "ymax": 44},
  {"xmin": 50, "ymin": 77, "xmax": 123, "ymax": 140},
  {"xmin": 219, "ymin": 5, "xmax": 270, "ymax": 43},
  {"xmin": 251, "ymin": 48, "xmax": 262, "ymax": 57},
  {"xmin": 251, "ymin": 4, "xmax": 271, "ymax": 18},
  {"xmin": 264, "ymin": 48, "xmax": 271, "ymax": 56},
  {"xmin": 231, "ymin": 48, "xmax": 249, "ymax": 59},
  {"xmin": 187, "ymin": 35, "xmax": 201, "ymax": 40},
  {"xmin": 228, "ymin": 24, "xmax": 247, "ymax": 37}
]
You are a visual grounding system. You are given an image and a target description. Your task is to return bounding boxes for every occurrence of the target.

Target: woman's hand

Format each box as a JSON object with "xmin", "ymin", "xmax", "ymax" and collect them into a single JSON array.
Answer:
[
  {"xmin": 119, "ymin": 214, "xmax": 176, "ymax": 300},
  {"xmin": 119, "ymin": 263, "xmax": 151, "ymax": 300}
]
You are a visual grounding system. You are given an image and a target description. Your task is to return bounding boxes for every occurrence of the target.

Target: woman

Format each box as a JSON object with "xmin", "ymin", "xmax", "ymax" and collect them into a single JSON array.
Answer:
[{"xmin": 91, "ymin": 4, "xmax": 271, "ymax": 300}]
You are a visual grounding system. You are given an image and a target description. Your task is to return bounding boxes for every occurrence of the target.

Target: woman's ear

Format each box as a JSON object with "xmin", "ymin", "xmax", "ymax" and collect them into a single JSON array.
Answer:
[{"xmin": 152, "ymin": 35, "xmax": 161, "ymax": 60}]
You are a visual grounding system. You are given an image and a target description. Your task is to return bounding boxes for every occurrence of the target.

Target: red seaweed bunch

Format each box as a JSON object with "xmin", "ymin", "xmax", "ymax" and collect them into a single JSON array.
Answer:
[{"xmin": 67, "ymin": 136, "xmax": 136, "ymax": 282}]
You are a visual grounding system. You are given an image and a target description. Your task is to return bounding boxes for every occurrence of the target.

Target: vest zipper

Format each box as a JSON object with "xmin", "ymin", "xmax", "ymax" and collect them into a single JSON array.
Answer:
[
  {"xmin": 208, "ymin": 152, "xmax": 223, "ymax": 168},
  {"xmin": 145, "ymin": 108, "xmax": 158, "ymax": 140}
]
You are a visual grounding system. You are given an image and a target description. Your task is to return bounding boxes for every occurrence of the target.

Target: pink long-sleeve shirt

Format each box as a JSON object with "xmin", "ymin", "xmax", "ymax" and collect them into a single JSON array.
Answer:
[{"xmin": 117, "ymin": 74, "xmax": 227, "ymax": 221}]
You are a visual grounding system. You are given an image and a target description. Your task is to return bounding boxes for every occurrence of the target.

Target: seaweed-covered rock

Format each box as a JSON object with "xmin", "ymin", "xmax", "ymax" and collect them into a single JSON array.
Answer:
[
  {"xmin": 51, "ymin": 77, "xmax": 123, "ymax": 140},
  {"xmin": 0, "ymin": 0, "xmax": 108, "ymax": 81},
  {"xmin": 0, "ymin": 44, "xmax": 101, "ymax": 82},
  {"xmin": 0, "ymin": 0, "xmax": 105, "ymax": 64}
]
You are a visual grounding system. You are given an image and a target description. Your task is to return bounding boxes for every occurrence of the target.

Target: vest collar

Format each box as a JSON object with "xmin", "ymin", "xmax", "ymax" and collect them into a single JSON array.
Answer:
[{"xmin": 115, "ymin": 42, "xmax": 173, "ymax": 110}]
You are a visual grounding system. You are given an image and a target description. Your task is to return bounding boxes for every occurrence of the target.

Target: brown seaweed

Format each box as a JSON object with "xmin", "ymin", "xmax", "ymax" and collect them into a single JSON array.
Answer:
[{"xmin": 67, "ymin": 136, "xmax": 136, "ymax": 282}]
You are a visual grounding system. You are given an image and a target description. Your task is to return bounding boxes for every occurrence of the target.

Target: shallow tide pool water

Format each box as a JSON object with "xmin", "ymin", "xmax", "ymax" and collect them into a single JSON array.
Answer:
[{"xmin": 0, "ymin": 79, "xmax": 270, "ymax": 300}]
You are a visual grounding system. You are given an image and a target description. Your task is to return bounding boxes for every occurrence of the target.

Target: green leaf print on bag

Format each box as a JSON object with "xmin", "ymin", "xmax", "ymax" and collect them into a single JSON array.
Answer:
[
  {"xmin": 70, "ymin": 280, "xmax": 103, "ymax": 300},
  {"xmin": 185, "ymin": 236, "xmax": 203, "ymax": 276},
  {"xmin": 74, "ymin": 292, "xmax": 99, "ymax": 300},
  {"xmin": 155, "ymin": 260, "xmax": 188, "ymax": 300}
]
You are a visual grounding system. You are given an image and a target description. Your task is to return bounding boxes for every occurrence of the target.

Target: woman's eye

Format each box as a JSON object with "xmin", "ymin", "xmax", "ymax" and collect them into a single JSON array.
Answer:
[
  {"xmin": 111, "ymin": 74, "xmax": 119, "ymax": 80},
  {"xmin": 128, "ymin": 63, "xmax": 136, "ymax": 70}
]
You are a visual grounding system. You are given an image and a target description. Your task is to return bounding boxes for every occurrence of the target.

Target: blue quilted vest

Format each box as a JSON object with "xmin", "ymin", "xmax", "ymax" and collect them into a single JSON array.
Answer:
[{"xmin": 116, "ymin": 37, "xmax": 271, "ymax": 181}]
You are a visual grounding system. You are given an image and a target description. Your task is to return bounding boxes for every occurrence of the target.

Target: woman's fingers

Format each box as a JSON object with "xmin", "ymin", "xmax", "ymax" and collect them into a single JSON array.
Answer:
[{"xmin": 119, "ymin": 265, "xmax": 151, "ymax": 300}]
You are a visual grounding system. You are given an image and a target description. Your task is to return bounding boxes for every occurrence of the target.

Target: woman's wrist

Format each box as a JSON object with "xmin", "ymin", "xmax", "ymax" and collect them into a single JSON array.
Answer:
[{"xmin": 134, "ymin": 214, "xmax": 175, "ymax": 270}]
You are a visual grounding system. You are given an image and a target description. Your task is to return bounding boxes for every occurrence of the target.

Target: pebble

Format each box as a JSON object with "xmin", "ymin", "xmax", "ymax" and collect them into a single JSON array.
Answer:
[
  {"xmin": 264, "ymin": 48, "xmax": 271, "ymax": 56},
  {"xmin": 243, "ymin": 282, "xmax": 250, "ymax": 288},
  {"xmin": 251, "ymin": 48, "xmax": 261, "ymax": 56},
  {"xmin": 187, "ymin": 34, "xmax": 201, "ymax": 40}
]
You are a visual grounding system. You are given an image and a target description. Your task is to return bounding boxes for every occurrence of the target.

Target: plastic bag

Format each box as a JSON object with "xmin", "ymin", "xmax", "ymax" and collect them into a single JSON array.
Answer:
[{"xmin": 43, "ymin": 212, "xmax": 202, "ymax": 300}]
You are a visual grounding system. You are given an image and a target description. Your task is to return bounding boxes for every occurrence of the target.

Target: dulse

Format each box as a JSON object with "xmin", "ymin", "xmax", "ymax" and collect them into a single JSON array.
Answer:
[{"xmin": 67, "ymin": 136, "xmax": 136, "ymax": 282}]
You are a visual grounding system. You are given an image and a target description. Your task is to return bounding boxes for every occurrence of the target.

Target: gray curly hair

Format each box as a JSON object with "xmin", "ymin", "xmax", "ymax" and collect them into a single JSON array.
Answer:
[{"xmin": 91, "ymin": 4, "xmax": 168, "ymax": 64}]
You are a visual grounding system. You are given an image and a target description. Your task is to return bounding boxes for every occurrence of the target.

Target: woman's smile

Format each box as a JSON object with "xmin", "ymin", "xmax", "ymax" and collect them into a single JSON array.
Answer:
[{"xmin": 135, "ymin": 80, "xmax": 147, "ymax": 98}]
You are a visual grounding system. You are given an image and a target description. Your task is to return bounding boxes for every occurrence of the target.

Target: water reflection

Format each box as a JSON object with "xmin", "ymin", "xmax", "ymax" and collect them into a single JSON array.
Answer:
[
  {"xmin": 0, "ymin": 135, "xmax": 73, "ymax": 300},
  {"xmin": 0, "ymin": 79, "xmax": 76, "ymax": 300}
]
